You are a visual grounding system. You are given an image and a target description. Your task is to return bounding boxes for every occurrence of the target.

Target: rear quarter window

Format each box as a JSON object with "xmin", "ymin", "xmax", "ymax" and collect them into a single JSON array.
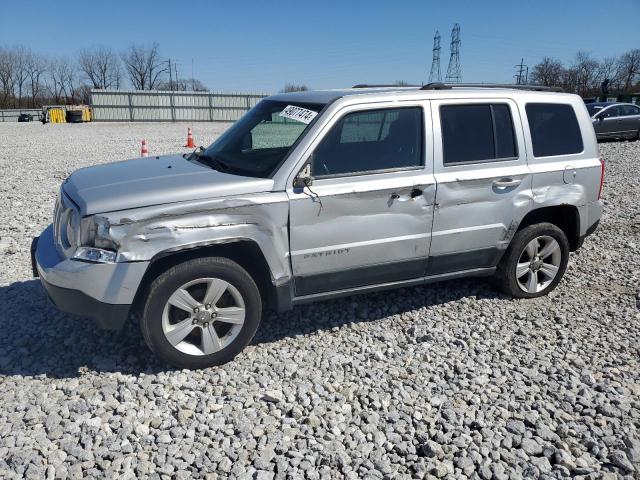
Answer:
[{"xmin": 525, "ymin": 103, "xmax": 583, "ymax": 157}]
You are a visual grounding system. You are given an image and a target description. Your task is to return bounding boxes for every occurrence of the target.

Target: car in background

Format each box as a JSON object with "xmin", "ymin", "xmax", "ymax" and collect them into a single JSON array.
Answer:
[
  {"xmin": 17, "ymin": 113, "xmax": 33, "ymax": 122},
  {"xmin": 587, "ymin": 102, "xmax": 640, "ymax": 141}
]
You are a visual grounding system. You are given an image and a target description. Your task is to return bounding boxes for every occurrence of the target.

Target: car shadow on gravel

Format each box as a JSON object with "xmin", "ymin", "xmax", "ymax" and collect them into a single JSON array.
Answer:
[
  {"xmin": 0, "ymin": 277, "xmax": 505, "ymax": 378},
  {"xmin": 0, "ymin": 280, "xmax": 167, "ymax": 378},
  {"xmin": 253, "ymin": 278, "xmax": 506, "ymax": 345}
]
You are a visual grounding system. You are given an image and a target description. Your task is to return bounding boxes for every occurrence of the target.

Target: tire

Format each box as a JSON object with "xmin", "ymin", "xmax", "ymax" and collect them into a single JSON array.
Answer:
[
  {"xmin": 496, "ymin": 223, "xmax": 569, "ymax": 298},
  {"xmin": 141, "ymin": 257, "xmax": 262, "ymax": 369}
]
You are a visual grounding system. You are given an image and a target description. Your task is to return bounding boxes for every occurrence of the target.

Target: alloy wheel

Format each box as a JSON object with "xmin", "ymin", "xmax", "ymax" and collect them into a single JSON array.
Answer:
[
  {"xmin": 161, "ymin": 277, "xmax": 246, "ymax": 356},
  {"xmin": 515, "ymin": 235, "xmax": 562, "ymax": 293}
]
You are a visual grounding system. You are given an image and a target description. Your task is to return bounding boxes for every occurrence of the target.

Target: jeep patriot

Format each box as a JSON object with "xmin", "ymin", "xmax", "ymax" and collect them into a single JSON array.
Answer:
[{"xmin": 32, "ymin": 83, "xmax": 604, "ymax": 368}]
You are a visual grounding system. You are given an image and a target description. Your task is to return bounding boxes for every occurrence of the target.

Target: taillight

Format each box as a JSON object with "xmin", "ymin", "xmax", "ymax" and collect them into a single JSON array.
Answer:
[{"xmin": 598, "ymin": 157, "xmax": 605, "ymax": 200}]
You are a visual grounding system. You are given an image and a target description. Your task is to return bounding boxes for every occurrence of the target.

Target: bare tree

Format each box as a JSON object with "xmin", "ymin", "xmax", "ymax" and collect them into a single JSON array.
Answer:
[
  {"xmin": 13, "ymin": 46, "xmax": 30, "ymax": 108},
  {"xmin": 281, "ymin": 83, "xmax": 308, "ymax": 93},
  {"xmin": 121, "ymin": 43, "xmax": 166, "ymax": 90},
  {"xmin": 158, "ymin": 77, "xmax": 208, "ymax": 91},
  {"xmin": 617, "ymin": 49, "xmax": 640, "ymax": 90},
  {"xmin": 47, "ymin": 58, "xmax": 78, "ymax": 104},
  {"xmin": 0, "ymin": 47, "xmax": 16, "ymax": 108},
  {"xmin": 597, "ymin": 56, "xmax": 621, "ymax": 90},
  {"xmin": 78, "ymin": 46, "xmax": 122, "ymax": 89},
  {"xmin": 530, "ymin": 57, "xmax": 565, "ymax": 87},
  {"xmin": 25, "ymin": 51, "xmax": 47, "ymax": 107},
  {"xmin": 572, "ymin": 52, "xmax": 600, "ymax": 95}
]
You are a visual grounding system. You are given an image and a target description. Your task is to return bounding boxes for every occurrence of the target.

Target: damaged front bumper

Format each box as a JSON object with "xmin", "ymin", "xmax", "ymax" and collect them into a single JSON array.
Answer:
[{"xmin": 32, "ymin": 225, "xmax": 148, "ymax": 330}]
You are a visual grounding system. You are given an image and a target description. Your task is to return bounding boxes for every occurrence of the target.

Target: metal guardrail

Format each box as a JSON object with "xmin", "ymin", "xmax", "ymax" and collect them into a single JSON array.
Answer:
[{"xmin": 90, "ymin": 90, "xmax": 270, "ymax": 122}]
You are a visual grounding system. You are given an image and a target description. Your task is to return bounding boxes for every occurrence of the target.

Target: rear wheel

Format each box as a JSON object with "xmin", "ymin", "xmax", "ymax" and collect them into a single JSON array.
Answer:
[
  {"xmin": 141, "ymin": 257, "xmax": 262, "ymax": 369},
  {"xmin": 497, "ymin": 223, "xmax": 569, "ymax": 298}
]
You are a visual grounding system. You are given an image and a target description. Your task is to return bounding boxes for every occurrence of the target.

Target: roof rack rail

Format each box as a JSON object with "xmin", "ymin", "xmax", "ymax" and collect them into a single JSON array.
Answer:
[
  {"xmin": 352, "ymin": 83, "xmax": 419, "ymax": 88},
  {"xmin": 420, "ymin": 82, "xmax": 564, "ymax": 92}
]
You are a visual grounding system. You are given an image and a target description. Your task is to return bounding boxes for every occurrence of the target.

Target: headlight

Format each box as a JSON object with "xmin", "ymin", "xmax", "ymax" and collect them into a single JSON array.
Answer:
[
  {"xmin": 73, "ymin": 247, "xmax": 117, "ymax": 263},
  {"xmin": 74, "ymin": 215, "xmax": 118, "ymax": 262}
]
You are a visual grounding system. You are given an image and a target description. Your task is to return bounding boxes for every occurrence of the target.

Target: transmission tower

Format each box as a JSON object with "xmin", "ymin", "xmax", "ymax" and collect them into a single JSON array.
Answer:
[
  {"xmin": 429, "ymin": 31, "xmax": 442, "ymax": 83},
  {"xmin": 514, "ymin": 58, "xmax": 528, "ymax": 84},
  {"xmin": 445, "ymin": 24, "xmax": 462, "ymax": 83}
]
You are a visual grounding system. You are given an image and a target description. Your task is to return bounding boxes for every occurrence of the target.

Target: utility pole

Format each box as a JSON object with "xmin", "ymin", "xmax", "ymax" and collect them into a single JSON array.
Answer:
[
  {"xmin": 174, "ymin": 63, "xmax": 179, "ymax": 91},
  {"xmin": 445, "ymin": 24, "xmax": 462, "ymax": 83},
  {"xmin": 514, "ymin": 58, "xmax": 527, "ymax": 85},
  {"xmin": 429, "ymin": 31, "xmax": 442, "ymax": 83},
  {"xmin": 165, "ymin": 59, "xmax": 173, "ymax": 90}
]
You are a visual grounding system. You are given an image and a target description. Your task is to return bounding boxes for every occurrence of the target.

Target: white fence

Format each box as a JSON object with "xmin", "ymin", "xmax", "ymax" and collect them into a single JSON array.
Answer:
[
  {"xmin": 90, "ymin": 90, "xmax": 270, "ymax": 122},
  {"xmin": 0, "ymin": 108, "xmax": 42, "ymax": 122}
]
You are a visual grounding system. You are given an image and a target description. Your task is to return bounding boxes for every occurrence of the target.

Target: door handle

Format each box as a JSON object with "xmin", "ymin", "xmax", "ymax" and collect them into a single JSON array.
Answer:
[
  {"xmin": 493, "ymin": 178, "xmax": 522, "ymax": 189},
  {"xmin": 390, "ymin": 188, "xmax": 423, "ymax": 203}
]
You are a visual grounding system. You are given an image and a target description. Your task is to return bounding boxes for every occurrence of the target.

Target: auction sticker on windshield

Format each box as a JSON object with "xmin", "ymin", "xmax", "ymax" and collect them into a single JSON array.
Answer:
[{"xmin": 279, "ymin": 105, "xmax": 318, "ymax": 124}]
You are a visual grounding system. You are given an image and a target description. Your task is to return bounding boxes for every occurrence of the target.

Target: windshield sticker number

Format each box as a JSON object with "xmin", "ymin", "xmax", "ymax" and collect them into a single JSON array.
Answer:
[{"xmin": 279, "ymin": 105, "xmax": 318, "ymax": 124}]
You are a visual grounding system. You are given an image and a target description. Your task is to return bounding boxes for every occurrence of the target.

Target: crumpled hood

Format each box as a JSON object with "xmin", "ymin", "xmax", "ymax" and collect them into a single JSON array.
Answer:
[{"xmin": 63, "ymin": 154, "xmax": 275, "ymax": 215}]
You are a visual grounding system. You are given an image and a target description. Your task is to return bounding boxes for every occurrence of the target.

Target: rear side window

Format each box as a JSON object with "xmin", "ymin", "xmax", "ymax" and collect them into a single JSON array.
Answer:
[
  {"xmin": 440, "ymin": 104, "xmax": 517, "ymax": 165},
  {"xmin": 526, "ymin": 103, "xmax": 583, "ymax": 157}
]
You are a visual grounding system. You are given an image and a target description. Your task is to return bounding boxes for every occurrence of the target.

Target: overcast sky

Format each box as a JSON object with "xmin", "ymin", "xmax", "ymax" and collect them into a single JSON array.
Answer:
[{"xmin": 1, "ymin": 0, "xmax": 638, "ymax": 92}]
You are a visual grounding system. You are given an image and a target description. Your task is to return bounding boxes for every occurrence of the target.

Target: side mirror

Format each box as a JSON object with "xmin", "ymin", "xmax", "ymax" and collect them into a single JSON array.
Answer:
[{"xmin": 293, "ymin": 162, "xmax": 313, "ymax": 189}]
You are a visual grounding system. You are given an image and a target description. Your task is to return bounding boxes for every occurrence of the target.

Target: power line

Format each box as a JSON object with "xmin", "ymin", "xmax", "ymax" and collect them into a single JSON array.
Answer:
[
  {"xmin": 429, "ymin": 30, "xmax": 442, "ymax": 83},
  {"xmin": 445, "ymin": 24, "xmax": 462, "ymax": 83}
]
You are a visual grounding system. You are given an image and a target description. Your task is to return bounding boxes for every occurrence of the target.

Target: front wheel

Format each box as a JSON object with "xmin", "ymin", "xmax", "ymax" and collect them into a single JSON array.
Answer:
[
  {"xmin": 141, "ymin": 257, "xmax": 262, "ymax": 369},
  {"xmin": 496, "ymin": 223, "xmax": 569, "ymax": 298}
]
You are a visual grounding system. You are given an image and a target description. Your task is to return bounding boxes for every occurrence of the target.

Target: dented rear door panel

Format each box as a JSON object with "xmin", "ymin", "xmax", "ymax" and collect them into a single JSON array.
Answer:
[{"xmin": 429, "ymin": 98, "xmax": 533, "ymax": 273}]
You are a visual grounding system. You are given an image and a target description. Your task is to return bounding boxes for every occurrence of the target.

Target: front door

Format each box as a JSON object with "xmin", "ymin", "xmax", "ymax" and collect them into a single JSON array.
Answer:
[
  {"xmin": 287, "ymin": 103, "xmax": 436, "ymax": 297},
  {"xmin": 428, "ymin": 99, "xmax": 532, "ymax": 274},
  {"xmin": 597, "ymin": 105, "xmax": 625, "ymax": 136}
]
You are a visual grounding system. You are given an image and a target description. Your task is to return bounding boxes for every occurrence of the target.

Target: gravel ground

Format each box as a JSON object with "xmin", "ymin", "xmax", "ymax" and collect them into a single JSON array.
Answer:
[{"xmin": 0, "ymin": 122, "xmax": 639, "ymax": 479}]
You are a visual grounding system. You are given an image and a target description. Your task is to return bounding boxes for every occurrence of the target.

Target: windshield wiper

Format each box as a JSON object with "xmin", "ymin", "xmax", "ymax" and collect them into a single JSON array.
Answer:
[{"xmin": 190, "ymin": 148, "xmax": 230, "ymax": 172}]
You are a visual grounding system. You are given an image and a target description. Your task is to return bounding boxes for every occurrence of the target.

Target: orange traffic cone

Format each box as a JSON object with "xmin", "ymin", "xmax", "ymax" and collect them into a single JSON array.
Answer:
[
  {"xmin": 141, "ymin": 139, "xmax": 148, "ymax": 157},
  {"xmin": 184, "ymin": 127, "xmax": 196, "ymax": 148}
]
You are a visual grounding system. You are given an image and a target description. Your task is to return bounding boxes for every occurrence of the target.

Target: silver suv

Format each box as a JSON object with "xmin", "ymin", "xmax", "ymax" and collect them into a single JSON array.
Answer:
[{"xmin": 32, "ymin": 83, "xmax": 604, "ymax": 369}]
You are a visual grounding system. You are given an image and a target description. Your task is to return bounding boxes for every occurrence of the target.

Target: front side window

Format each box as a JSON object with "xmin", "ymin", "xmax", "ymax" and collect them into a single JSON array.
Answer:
[
  {"xmin": 199, "ymin": 100, "xmax": 325, "ymax": 178},
  {"xmin": 312, "ymin": 107, "xmax": 423, "ymax": 177},
  {"xmin": 526, "ymin": 103, "xmax": 583, "ymax": 157},
  {"xmin": 440, "ymin": 104, "xmax": 518, "ymax": 165},
  {"xmin": 604, "ymin": 105, "xmax": 623, "ymax": 118},
  {"xmin": 586, "ymin": 104, "xmax": 604, "ymax": 116}
]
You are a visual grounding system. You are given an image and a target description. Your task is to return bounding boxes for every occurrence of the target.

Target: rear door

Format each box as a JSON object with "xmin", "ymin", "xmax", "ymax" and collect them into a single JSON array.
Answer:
[
  {"xmin": 287, "ymin": 102, "xmax": 436, "ymax": 296},
  {"xmin": 429, "ymin": 99, "xmax": 531, "ymax": 274}
]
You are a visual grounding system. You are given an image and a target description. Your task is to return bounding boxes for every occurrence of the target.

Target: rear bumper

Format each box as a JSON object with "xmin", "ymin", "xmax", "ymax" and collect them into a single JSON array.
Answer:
[
  {"xmin": 575, "ymin": 199, "xmax": 603, "ymax": 249},
  {"xmin": 33, "ymin": 225, "xmax": 148, "ymax": 330}
]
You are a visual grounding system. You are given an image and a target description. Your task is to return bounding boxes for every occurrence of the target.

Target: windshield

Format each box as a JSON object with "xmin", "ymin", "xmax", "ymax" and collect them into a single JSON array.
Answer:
[
  {"xmin": 199, "ymin": 100, "xmax": 325, "ymax": 178},
  {"xmin": 586, "ymin": 104, "xmax": 605, "ymax": 116}
]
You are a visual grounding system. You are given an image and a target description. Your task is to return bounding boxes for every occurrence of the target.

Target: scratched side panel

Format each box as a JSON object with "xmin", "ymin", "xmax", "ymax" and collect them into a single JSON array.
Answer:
[
  {"xmin": 431, "ymin": 166, "xmax": 533, "ymax": 255},
  {"xmin": 100, "ymin": 192, "xmax": 292, "ymax": 285},
  {"xmin": 288, "ymin": 170, "xmax": 436, "ymax": 277},
  {"xmin": 516, "ymin": 94, "xmax": 603, "ymax": 235}
]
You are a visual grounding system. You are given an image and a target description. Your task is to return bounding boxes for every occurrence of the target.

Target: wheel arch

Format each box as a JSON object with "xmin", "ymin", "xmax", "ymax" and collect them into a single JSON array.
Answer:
[
  {"xmin": 131, "ymin": 240, "xmax": 284, "ymax": 318},
  {"xmin": 516, "ymin": 205, "xmax": 581, "ymax": 251}
]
